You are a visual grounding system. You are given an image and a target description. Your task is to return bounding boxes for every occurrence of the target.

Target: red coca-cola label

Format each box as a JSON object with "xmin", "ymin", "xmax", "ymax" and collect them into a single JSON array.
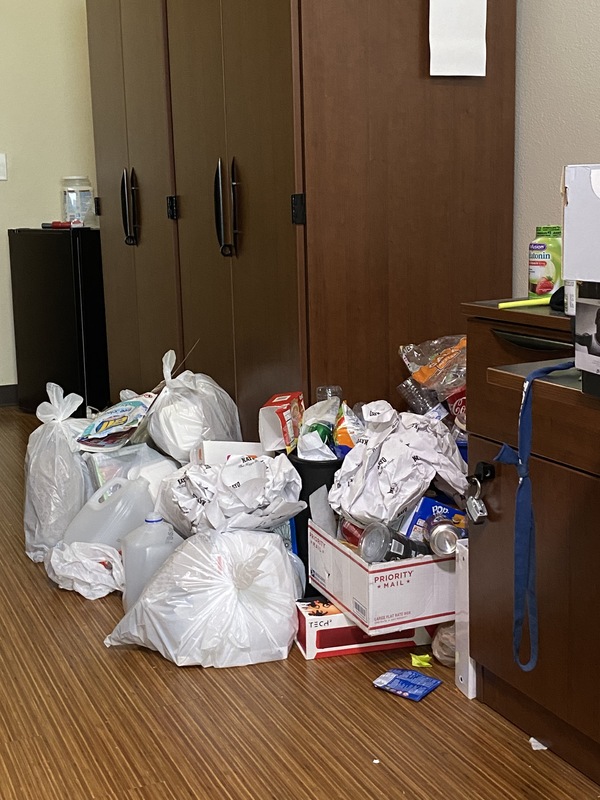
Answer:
[
  {"xmin": 446, "ymin": 386, "xmax": 466, "ymax": 419},
  {"xmin": 340, "ymin": 519, "xmax": 364, "ymax": 547}
]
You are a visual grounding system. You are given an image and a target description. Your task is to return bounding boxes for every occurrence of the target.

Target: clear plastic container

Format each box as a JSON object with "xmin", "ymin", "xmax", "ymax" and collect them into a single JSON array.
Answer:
[
  {"xmin": 121, "ymin": 513, "xmax": 182, "ymax": 612},
  {"xmin": 316, "ymin": 385, "xmax": 343, "ymax": 402},
  {"xmin": 63, "ymin": 477, "xmax": 154, "ymax": 550},
  {"xmin": 61, "ymin": 176, "xmax": 93, "ymax": 224}
]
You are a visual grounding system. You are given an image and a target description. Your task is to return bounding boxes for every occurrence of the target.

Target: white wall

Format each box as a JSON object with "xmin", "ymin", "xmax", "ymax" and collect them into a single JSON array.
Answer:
[
  {"xmin": 0, "ymin": 1, "xmax": 96, "ymax": 386},
  {"xmin": 514, "ymin": 0, "xmax": 600, "ymax": 293}
]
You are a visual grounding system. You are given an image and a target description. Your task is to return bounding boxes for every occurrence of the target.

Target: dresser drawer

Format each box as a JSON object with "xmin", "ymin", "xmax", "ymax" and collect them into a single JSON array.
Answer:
[{"xmin": 467, "ymin": 317, "xmax": 573, "ymax": 444}]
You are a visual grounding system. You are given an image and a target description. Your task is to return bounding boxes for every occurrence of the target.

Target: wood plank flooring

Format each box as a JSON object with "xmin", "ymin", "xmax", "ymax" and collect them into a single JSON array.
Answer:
[{"xmin": 0, "ymin": 405, "xmax": 598, "ymax": 799}]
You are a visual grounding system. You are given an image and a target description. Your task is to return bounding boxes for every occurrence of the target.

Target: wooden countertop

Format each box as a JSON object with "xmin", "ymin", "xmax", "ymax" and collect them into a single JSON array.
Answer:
[{"xmin": 462, "ymin": 299, "xmax": 573, "ymax": 333}]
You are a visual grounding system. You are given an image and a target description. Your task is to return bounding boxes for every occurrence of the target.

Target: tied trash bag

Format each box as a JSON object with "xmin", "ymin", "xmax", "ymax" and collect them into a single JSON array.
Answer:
[
  {"xmin": 24, "ymin": 384, "xmax": 91, "ymax": 562},
  {"xmin": 328, "ymin": 401, "xmax": 467, "ymax": 527},
  {"xmin": 45, "ymin": 542, "xmax": 124, "ymax": 600},
  {"xmin": 432, "ymin": 621, "xmax": 456, "ymax": 667},
  {"xmin": 105, "ymin": 531, "xmax": 298, "ymax": 668},
  {"xmin": 148, "ymin": 351, "xmax": 242, "ymax": 463}
]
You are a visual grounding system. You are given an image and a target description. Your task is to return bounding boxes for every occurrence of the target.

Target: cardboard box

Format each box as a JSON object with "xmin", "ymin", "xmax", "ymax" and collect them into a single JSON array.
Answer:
[
  {"xmin": 455, "ymin": 540, "xmax": 476, "ymax": 699},
  {"xmin": 308, "ymin": 521, "xmax": 455, "ymax": 635},
  {"xmin": 258, "ymin": 392, "xmax": 304, "ymax": 452},
  {"xmin": 194, "ymin": 440, "xmax": 267, "ymax": 466},
  {"xmin": 295, "ymin": 598, "xmax": 432, "ymax": 659}
]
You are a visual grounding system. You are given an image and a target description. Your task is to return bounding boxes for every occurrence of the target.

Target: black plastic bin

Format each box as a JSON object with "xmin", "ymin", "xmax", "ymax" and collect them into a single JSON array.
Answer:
[{"xmin": 289, "ymin": 453, "xmax": 343, "ymax": 598}]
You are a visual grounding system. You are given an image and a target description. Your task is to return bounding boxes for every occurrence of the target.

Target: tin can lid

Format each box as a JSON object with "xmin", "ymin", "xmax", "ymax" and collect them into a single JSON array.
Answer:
[
  {"xmin": 429, "ymin": 522, "xmax": 460, "ymax": 556},
  {"xmin": 358, "ymin": 523, "xmax": 391, "ymax": 563}
]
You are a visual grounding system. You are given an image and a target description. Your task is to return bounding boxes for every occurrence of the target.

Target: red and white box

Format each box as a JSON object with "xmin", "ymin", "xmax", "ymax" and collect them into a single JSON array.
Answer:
[
  {"xmin": 308, "ymin": 521, "xmax": 455, "ymax": 635},
  {"xmin": 295, "ymin": 598, "xmax": 432, "ymax": 660},
  {"xmin": 258, "ymin": 392, "xmax": 304, "ymax": 453}
]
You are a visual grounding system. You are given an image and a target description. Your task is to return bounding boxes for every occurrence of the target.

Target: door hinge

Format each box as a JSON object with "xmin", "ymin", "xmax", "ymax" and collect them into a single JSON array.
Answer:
[
  {"xmin": 291, "ymin": 193, "xmax": 306, "ymax": 225},
  {"xmin": 93, "ymin": 196, "xmax": 101, "ymax": 217},
  {"xmin": 167, "ymin": 195, "xmax": 179, "ymax": 220}
]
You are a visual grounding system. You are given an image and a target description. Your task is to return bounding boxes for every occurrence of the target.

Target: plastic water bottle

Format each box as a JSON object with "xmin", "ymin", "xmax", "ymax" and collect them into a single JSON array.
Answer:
[{"xmin": 121, "ymin": 513, "xmax": 182, "ymax": 612}]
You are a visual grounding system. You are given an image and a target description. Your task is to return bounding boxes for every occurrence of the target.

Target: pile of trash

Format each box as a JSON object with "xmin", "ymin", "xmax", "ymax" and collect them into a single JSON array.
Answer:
[{"xmin": 22, "ymin": 335, "xmax": 470, "ymax": 671}]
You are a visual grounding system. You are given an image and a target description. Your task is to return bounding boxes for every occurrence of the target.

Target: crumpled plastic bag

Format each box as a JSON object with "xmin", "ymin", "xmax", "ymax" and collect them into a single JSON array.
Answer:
[
  {"xmin": 147, "ymin": 351, "xmax": 242, "ymax": 463},
  {"xmin": 432, "ymin": 621, "xmax": 456, "ymax": 667},
  {"xmin": 105, "ymin": 531, "xmax": 298, "ymax": 668},
  {"xmin": 328, "ymin": 401, "xmax": 467, "ymax": 527},
  {"xmin": 156, "ymin": 454, "xmax": 305, "ymax": 537},
  {"xmin": 400, "ymin": 335, "xmax": 466, "ymax": 401},
  {"xmin": 44, "ymin": 542, "xmax": 124, "ymax": 600},
  {"xmin": 24, "ymin": 384, "xmax": 91, "ymax": 562}
]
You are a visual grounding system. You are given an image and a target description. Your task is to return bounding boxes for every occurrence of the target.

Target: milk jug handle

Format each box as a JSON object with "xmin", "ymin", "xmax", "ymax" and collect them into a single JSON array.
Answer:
[{"xmin": 88, "ymin": 477, "xmax": 125, "ymax": 509}]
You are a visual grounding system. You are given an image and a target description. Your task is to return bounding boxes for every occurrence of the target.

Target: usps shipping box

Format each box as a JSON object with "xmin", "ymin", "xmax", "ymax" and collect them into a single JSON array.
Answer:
[
  {"xmin": 295, "ymin": 598, "xmax": 433, "ymax": 660},
  {"xmin": 308, "ymin": 521, "xmax": 455, "ymax": 636}
]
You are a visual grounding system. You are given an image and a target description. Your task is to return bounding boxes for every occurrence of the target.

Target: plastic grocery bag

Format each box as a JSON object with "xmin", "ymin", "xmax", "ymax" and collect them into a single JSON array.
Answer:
[
  {"xmin": 24, "ymin": 384, "xmax": 90, "ymax": 562},
  {"xmin": 148, "ymin": 351, "xmax": 242, "ymax": 462},
  {"xmin": 432, "ymin": 621, "xmax": 456, "ymax": 667},
  {"xmin": 105, "ymin": 531, "xmax": 298, "ymax": 668},
  {"xmin": 45, "ymin": 542, "xmax": 124, "ymax": 600},
  {"xmin": 156, "ymin": 454, "xmax": 305, "ymax": 537},
  {"xmin": 328, "ymin": 402, "xmax": 467, "ymax": 527}
]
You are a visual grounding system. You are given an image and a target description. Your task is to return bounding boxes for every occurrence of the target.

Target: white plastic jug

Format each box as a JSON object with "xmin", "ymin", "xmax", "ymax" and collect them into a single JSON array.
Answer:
[
  {"xmin": 121, "ymin": 513, "xmax": 182, "ymax": 612},
  {"xmin": 63, "ymin": 477, "xmax": 154, "ymax": 550}
]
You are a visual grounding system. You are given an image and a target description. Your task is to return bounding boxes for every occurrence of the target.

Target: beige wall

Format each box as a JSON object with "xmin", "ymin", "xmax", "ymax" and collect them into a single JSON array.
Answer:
[
  {"xmin": 514, "ymin": 0, "xmax": 600, "ymax": 294},
  {"xmin": 0, "ymin": 1, "xmax": 96, "ymax": 386}
]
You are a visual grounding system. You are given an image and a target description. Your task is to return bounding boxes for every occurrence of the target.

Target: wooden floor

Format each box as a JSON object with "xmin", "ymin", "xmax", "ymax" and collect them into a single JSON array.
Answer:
[{"xmin": 1, "ymin": 406, "xmax": 599, "ymax": 800}]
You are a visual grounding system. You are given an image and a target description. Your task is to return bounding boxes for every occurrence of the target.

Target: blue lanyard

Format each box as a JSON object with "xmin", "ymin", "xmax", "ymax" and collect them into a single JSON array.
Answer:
[{"xmin": 494, "ymin": 361, "xmax": 575, "ymax": 672}]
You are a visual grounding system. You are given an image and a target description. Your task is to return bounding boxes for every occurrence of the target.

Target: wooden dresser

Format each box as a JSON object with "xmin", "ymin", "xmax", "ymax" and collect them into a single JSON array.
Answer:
[{"xmin": 463, "ymin": 301, "xmax": 600, "ymax": 784}]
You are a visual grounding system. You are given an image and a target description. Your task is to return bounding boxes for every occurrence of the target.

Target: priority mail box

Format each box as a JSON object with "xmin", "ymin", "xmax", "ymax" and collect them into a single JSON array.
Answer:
[
  {"xmin": 308, "ymin": 521, "xmax": 455, "ymax": 636},
  {"xmin": 295, "ymin": 598, "xmax": 433, "ymax": 660}
]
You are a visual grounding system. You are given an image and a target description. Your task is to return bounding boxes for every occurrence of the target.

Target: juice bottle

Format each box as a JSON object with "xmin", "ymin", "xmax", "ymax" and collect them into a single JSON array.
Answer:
[{"xmin": 528, "ymin": 225, "xmax": 562, "ymax": 298}]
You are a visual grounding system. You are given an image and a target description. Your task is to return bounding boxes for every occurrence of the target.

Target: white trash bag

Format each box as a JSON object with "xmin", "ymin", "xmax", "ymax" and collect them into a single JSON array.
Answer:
[
  {"xmin": 148, "ymin": 351, "xmax": 242, "ymax": 463},
  {"xmin": 45, "ymin": 542, "xmax": 124, "ymax": 600},
  {"xmin": 328, "ymin": 402, "xmax": 468, "ymax": 527},
  {"xmin": 105, "ymin": 531, "xmax": 298, "ymax": 668},
  {"xmin": 24, "ymin": 384, "xmax": 90, "ymax": 562}
]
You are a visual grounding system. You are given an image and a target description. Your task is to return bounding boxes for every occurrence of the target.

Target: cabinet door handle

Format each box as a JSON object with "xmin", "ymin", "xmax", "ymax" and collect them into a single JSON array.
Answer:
[
  {"xmin": 492, "ymin": 329, "xmax": 573, "ymax": 352},
  {"xmin": 120, "ymin": 168, "xmax": 136, "ymax": 246},
  {"xmin": 214, "ymin": 158, "xmax": 233, "ymax": 257},
  {"xmin": 130, "ymin": 167, "xmax": 140, "ymax": 246},
  {"xmin": 230, "ymin": 157, "xmax": 239, "ymax": 255}
]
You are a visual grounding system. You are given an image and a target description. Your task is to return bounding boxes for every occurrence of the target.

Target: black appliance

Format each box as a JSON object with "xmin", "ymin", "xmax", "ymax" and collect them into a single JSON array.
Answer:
[{"xmin": 8, "ymin": 228, "xmax": 109, "ymax": 415}]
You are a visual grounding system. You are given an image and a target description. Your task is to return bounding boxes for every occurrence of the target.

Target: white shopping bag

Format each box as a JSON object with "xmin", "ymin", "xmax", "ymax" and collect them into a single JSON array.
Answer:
[{"xmin": 45, "ymin": 542, "xmax": 124, "ymax": 600}]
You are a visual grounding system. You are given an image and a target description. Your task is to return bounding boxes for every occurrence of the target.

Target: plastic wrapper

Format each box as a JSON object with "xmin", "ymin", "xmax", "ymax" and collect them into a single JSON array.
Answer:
[
  {"xmin": 432, "ymin": 621, "xmax": 456, "ymax": 667},
  {"xmin": 45, "ymin": 542, "xmax": 124, "ymax": 600},
  {"xmin": 328, "ymin": 402, "xmax": 467, "ymax": 527},
  {"xmin": 373, "ymin": 669, "xmax": 442, "ymax": 701},
  {"xmin": 77, "ymin": 393, "xmax": 156, "ymax": 452},
  {"xmin": 148, "ymin": 351, "xmax": 242, "ymax": 463},
  {"xmin": 84, "ymin": 443, "xmax": 178, "ymax": 502},
  {"xmin": 332, "ymin": 401, "xmax": 365, "ymax": 458},
  {"xmin": 400, "ymin": 335, "xmax": 466, "ymax": 401},
  {"xmin": 296, "ymin": 398, "xmax": 339, "ymax": 461},
  {"xmin": 156, "ymin": 454, "xmax": 305, "ymax": 538},
  {"xmin": 24, "ymin": 384, "xmax": 92, "ymax": 562},
  {"xmin": 105, "ymin": 531, "xmax": 298, "ymax": 668}
]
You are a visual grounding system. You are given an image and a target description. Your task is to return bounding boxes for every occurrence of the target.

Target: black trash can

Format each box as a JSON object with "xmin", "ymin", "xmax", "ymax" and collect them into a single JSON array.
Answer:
[{"xmin": 289, "ymin": 453, "xmax": 343, "ymax": 598}]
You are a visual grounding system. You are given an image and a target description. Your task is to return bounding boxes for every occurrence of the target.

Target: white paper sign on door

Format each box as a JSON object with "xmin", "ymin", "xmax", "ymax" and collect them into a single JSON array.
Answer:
[{"xmin": 429, "ymin": 0, "xmax": 487, "ymax": 77}]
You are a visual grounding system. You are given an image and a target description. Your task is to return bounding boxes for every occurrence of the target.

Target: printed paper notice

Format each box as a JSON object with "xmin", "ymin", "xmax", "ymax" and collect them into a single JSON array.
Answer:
[{"xmin": 429, "ymin": 0, "xmax": 487, "ymax": 77}]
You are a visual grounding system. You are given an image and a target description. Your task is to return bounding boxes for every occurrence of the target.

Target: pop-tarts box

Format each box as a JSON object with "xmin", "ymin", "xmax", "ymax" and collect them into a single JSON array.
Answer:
[{"xmin": 397, "ymin": 495, "xmax": 466, "ymax": 540}]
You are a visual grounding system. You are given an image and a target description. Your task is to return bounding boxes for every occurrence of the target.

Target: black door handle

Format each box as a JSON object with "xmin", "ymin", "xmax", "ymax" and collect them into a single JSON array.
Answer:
[
  {"xmin": 130, "ymin": 167, "xmax": 140, "ymax": 246},
  {"xmin": 231, "ymin": 157, "xmax": 239, "ymax": 255},
  {"xmin": 492, "ymin": 329, "xmax": 573, "ymax": 352},
  {"xmin": 120, "ymin": 168, "xmax": 136, "ymax": 246},
  {"xmin": 214, "ymin": 158, "xmax": 233, "ymax": 257}
]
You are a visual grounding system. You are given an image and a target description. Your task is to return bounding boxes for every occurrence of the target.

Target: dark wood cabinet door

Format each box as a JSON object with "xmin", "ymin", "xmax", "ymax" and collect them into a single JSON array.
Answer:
[
  {"xmin": 87, "ymin": 0, "xmax": 140, "ymax": 397},
  {"xmin": 221, "ymin": 0, "xmax": 303, "ymax": 437},
  {"xmin": 120, "ymin": 0, "xmax": 183, "ymax": 391},
  {"xmin": 300, "ymin": 0, "xmax": 516, "ymax": 407},
  {"xmin": 469, "ymin": 435, "xmax": 600, "ymax": 744},
  {"xmin": 166, "ymin": 0, "xmax": 236, "ymax": 400},
  {"xmin": 88, "ymin": 0, "xmax": 183, "ymax": 396}
]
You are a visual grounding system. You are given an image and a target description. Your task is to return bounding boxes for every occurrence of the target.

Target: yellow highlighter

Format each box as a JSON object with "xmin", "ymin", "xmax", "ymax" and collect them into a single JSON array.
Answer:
[{"xmin": 497, "ymin": 297, "xmax": 551, "ymax": 310}]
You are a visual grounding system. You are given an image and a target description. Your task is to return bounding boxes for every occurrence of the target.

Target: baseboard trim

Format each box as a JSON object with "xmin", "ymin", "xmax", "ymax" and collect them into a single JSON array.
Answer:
[{"xmin": 0, "ymin": 385, "xmax": 18, "ymax": 406}]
